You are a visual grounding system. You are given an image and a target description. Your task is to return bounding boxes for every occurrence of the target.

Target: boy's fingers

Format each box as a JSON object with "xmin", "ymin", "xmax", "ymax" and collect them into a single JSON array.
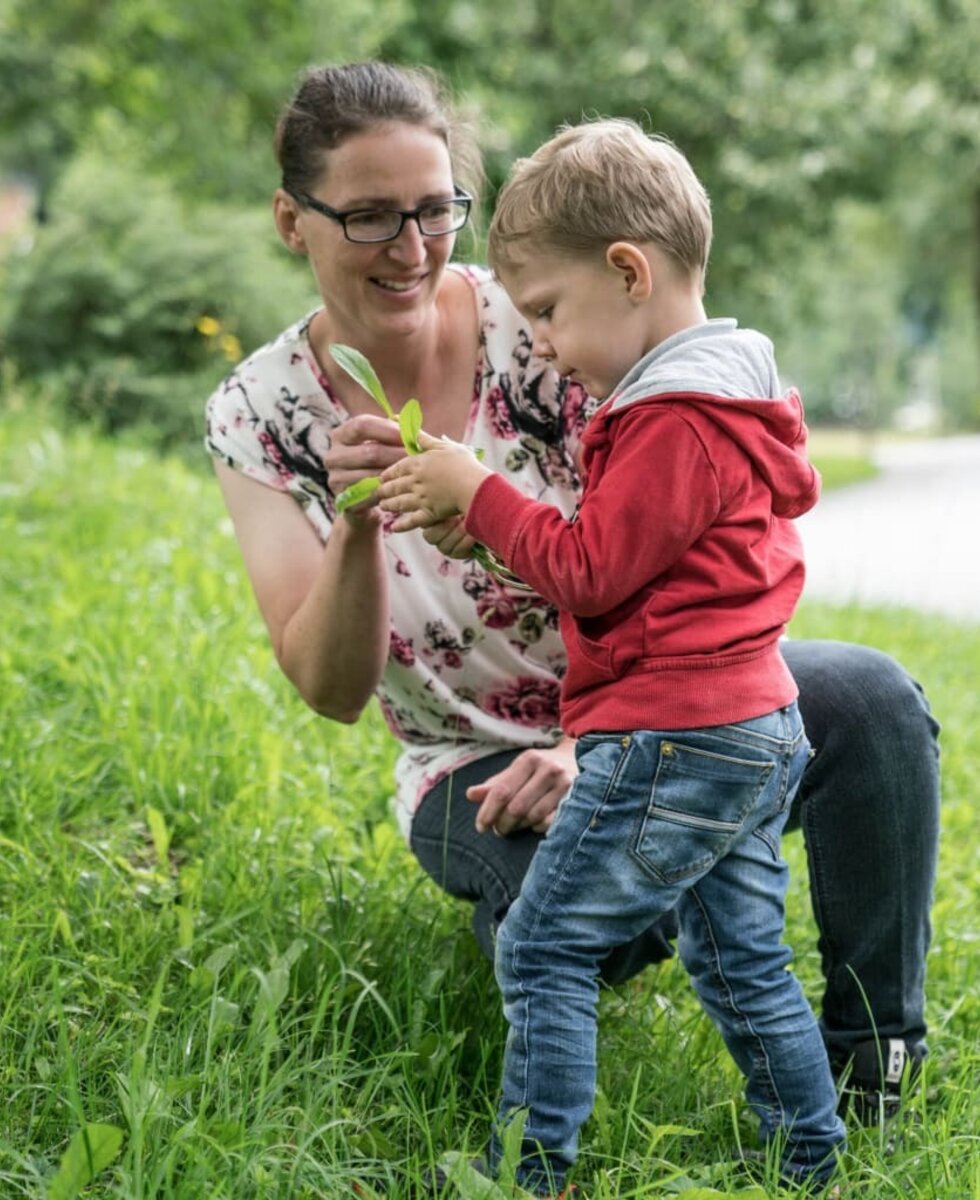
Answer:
[
  {"xmin": 416, "ymin": 429, "xmax": 444, "ymax": 450},
  {"xmin": 391, "ymin": 510, "xmax": 439, "ymax": 532}
]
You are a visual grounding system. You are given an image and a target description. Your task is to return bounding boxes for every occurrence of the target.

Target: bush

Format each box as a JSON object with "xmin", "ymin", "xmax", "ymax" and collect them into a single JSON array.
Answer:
[{"xmin": 0, "ymin": 151, "xmax": 317, "ymax": 451}]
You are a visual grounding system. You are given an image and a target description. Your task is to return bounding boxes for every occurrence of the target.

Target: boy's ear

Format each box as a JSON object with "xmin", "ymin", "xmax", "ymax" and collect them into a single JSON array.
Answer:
[
  {"xmin": 273, "ymin": 189, "xmax": 307, "ymax": 254},
  {"xmin": 606, "ymin": 242, "xmax": 652, "ymax": 302}
]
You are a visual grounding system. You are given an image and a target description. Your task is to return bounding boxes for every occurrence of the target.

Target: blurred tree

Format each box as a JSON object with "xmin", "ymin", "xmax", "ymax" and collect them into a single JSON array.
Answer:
[
  {"xmin": 0, "ymin": 0, "xmax": 411, "ymax": 206},
  {"xmin": 1, "ymin": 0, "xmax": 977, "ymax": 428}
]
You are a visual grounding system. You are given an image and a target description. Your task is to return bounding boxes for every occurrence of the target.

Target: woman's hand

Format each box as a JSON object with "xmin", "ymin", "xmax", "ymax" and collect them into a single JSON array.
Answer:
[
  {"xmin": 378, "ymin": 431, "xmax": 491, "ymax": 530},
  {"xmin": 467, "ymin": 739, "xmax": 578, "ymax": 835},
  {"xmin": 325, "ymin": 414, "xmax": 406, "ymax": 498}
]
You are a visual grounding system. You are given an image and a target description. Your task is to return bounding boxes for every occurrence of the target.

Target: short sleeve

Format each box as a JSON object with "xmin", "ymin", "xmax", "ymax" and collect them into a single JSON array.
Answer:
[{"xmin": 203, "ymin": 314, "xmax": 340, "ymax": 537}]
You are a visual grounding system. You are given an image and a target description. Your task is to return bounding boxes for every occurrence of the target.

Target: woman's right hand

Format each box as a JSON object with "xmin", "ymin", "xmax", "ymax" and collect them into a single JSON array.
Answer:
[
  {"xmin": 466, "ymin": 739, "xmax": 578, "ymax": 836},
  {"xmin": 324, "ymin": 414, "xmax": 407, "ymax": 499}
]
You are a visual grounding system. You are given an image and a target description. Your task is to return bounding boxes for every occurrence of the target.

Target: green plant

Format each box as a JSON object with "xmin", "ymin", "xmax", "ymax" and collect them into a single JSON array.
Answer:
[
  {"xmin": 328, "ymin": 344, "xmax": 425, "ymax": 513},
  {"xmin": 329, "ymin": 343, "xmax": 530, "ymax": 590},
  {"xmin": 0, "ymin": 404, "xmax": 977, "ymax": 1199},
  {"xmin": 0, "ymin": 150, "xmax": 315, "ymax": 451}
]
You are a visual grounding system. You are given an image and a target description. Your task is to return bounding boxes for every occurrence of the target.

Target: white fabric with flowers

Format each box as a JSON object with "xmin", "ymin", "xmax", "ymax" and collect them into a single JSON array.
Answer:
[{"xmin": 205, "ymin": 265, "xmax": 595, "ymax": 838}]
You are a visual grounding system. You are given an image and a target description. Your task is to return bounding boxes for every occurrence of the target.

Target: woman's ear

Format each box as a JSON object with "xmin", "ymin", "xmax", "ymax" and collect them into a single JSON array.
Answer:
[
  {"xmin": 606, "ymin": 241, "xmax": 652, "ymax": 302},
  {"xmin": 273, "ymin": 189, "xmax": 307, "ymax": 254}
]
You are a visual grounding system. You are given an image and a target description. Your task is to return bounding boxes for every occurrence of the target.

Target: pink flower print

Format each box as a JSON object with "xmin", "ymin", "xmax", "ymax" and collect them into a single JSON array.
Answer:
[
  {"xmin": 561, "ymin": 380, "xmax": 594, "ymax": 440},
  {"xmin": 482, "ymin": 677, "xmax": 560, "ymax": 728},
  {"xmin": 389, "ymin": 629, "xmax": 416, "ymax": 667},
  {"xmin": 475, "ymin": 586, "xmax": 521, "ymax": 630},
  {"xmin": 256, "ymin": 430, "xmax": 295, "ymax": 483},
  {"xmin": 442, "ymin": 711, "xmax": 474, "ymax": 734},
  {"xmin": 486, "ymin": 385, "xmax": 517, "ymax": 439}
]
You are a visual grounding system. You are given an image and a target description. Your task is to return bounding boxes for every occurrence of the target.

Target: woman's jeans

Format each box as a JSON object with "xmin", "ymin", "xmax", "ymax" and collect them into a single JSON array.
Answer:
[
  {"xmin": 489, "ymin": 706, "xmax": 845, "ymax": 1193},
  {"xmin": 411, "ymin": 641, "xmax": 940, "ymax": 1067}
]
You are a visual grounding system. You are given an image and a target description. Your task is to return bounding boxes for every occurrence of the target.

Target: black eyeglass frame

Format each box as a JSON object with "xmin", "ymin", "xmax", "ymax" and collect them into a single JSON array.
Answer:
[{"xmin": 287, "ymin": 185, "xmax": 473, "ymax": 243}]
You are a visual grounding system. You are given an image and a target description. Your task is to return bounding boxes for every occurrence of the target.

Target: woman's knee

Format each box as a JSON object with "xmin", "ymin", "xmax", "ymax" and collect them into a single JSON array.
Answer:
[{"xmin": 783, "ymin": 639, "xmax": 939, "ymax": 751}]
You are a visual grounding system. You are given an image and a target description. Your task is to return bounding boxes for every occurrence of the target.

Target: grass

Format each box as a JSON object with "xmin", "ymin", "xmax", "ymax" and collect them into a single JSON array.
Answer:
[{"xmin": 0, "ymin": 407, "xmax": 977, "ymax": 1198}]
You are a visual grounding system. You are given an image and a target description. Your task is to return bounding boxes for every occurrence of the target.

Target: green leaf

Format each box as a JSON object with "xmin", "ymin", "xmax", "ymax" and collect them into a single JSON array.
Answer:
[
  {"xmin": 328, "ymin": 344, "xmax": 394, "ymax": 418},
  {"xmin": 146, "ymin": 804, "xmax": 170, "ymax": 865},
  {"xmin": 471, "ymin": 545, "xmax": 534, "ymax": 592},
  {"xmin": 47, "ymin": 1123, "xmax": 125, "ymax": 1200},
  {"xmin": 335, "ymin": 476, "xmax": 381, "ymax": 514},
  {"xmin": 251, "ymin": 965, "xmax": 290, "ymax": 1030},
  {"xmin": 53, "ymin": 908, "xmax": 75, "ymax": 948},
  {"xmin": 399, "ymin": 398, "xmax": 424, "ymax": 454},
  {"xmin": 496, "ymin": 1108, "xmax": 527, "ymax": 1190},
  {"xmin": 434, "ymin": 1153, "xmax": 510, "ymax": 1199}
]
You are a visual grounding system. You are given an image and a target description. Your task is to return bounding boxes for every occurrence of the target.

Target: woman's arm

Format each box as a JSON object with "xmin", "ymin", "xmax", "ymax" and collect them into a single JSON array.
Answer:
[{"xmin": 214, "ymin": 461, "xmax": 389, "ymax": 722}]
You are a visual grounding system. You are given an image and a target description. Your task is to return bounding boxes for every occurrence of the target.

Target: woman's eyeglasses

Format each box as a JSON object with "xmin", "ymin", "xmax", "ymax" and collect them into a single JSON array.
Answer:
[{"xmin": 288, "ymin": 186, "xmax": 472, "ymax": 244}]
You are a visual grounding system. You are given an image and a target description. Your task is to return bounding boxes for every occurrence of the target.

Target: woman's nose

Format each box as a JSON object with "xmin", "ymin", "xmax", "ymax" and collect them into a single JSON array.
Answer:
[{"xmin": 387, "ymin": 217, "xmax": 427, "ymax": 263}]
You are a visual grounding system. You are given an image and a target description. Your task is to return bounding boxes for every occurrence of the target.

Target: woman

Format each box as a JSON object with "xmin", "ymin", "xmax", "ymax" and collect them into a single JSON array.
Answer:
[{"xmin": 206, "ymin": 61, "xmax": 939, "ymax": 1119}]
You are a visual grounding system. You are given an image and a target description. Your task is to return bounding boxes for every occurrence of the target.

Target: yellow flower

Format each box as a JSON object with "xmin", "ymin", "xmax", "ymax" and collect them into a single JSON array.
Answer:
[
  {"xmin": 195, "ymin": 315, "xmax": 221, "ymax": 337},
  {"xmin": 220, "ymin": 333, "xmax": 242, "ymax": 362}
]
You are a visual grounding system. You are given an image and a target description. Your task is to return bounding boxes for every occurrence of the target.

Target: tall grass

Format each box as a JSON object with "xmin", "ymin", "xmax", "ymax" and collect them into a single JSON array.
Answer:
[{"xmin": 0, "ymin": 408, "xmax": 976, "ymax": 1198}]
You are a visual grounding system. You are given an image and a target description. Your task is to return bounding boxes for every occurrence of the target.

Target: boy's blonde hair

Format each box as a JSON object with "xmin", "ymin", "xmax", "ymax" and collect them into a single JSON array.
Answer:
[{"xmin": 488, "ymin": 118, "xmax": 712, "ymax": 287}]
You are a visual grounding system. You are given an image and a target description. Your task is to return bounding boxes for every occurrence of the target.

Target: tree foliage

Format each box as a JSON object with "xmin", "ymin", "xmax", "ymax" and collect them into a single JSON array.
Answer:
[{"xmin": 1, "ymin": 0, "xmax": 977, "ymax": 431}]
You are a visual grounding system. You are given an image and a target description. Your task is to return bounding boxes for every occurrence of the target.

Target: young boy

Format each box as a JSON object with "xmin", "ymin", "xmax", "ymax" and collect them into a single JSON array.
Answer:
[{"xmin": 378, "ymin": 119, "xmax": 845, "ymax": 1196}]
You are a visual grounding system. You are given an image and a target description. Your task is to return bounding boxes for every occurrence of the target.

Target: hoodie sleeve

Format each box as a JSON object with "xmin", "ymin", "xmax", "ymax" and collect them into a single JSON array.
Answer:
[{"xmin": 465, "ymin": 405, "xmax": 722, "ymax": 618}]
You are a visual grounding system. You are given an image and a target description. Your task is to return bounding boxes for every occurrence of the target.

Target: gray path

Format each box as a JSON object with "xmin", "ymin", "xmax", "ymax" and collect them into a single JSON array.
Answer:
[{"xmin": 797, "ymin": 435, "xmax": 980, "ymax": 621}]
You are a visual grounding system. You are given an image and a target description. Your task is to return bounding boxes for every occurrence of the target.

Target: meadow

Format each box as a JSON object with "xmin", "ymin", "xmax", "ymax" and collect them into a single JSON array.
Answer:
[{"xmin": 0, "ymin": 407, "xmax": 976, "ymax": 1198}]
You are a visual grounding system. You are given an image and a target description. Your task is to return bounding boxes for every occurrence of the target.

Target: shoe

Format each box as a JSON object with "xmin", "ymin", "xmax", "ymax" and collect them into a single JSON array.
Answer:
[{"xmin": 832, "ymin": 1037, "xmax": 921, "ymax": 1123}]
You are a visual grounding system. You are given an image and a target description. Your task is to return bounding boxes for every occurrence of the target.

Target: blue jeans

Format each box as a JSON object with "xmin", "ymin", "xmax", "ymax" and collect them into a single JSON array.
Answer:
[
  {"xmin": 411, "ymin": 641, "xmax": 940, "ymax": 1063},
  {"xmin": 490, "ymin": 705, "xmax": 845, "ymax": 1194}
]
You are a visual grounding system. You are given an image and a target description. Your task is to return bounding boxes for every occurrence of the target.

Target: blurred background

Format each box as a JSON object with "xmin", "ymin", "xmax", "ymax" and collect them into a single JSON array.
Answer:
[{"xmin": 1, "ymin": 0, "xmax": 977, "ymax": 457}]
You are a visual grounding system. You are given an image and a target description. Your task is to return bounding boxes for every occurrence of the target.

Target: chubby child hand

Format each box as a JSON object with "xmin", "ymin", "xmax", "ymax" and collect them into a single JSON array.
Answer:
[{"xmin": 378, "ymin": 430, "xmax": 491, "ymax": 532}]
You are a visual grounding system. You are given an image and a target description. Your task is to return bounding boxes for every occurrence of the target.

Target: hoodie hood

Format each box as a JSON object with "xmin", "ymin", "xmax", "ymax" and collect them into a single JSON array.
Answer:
[{"xmin": 606, "ymin": 319, "xmax": 818, "ymax": 518}]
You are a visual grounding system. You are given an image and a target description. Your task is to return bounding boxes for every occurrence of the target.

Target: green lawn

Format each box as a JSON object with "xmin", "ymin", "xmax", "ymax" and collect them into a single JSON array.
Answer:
[{"xmin": 0, "ymin": 409, "xmax": 976, "ymax": 1198}]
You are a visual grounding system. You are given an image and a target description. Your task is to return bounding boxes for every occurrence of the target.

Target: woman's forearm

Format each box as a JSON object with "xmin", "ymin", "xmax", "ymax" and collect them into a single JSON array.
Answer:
[{"xmin": 276, "ymin": 516, "xmax": 390, "ymax": 722}]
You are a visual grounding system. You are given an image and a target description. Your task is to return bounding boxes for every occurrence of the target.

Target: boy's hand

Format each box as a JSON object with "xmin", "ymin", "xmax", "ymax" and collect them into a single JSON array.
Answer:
[
  {"xmin": 378, "ymin": 431, "xmax": 491, "ymax": 531},
  {"xmin": 422, "ymin": 516, "xmax": 479, "ymax": 560}
]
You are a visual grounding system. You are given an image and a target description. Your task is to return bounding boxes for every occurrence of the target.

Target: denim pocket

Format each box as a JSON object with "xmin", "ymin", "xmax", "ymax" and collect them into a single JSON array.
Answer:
[{"xmin": 630, "ymin": 739, "xmax": 774, "ymax": 885}]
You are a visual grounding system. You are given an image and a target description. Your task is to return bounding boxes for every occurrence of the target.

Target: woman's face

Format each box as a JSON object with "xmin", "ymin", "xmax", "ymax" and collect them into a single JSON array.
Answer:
[{"xmin": 294, "ymin": 122, "xmax": 458, "ymax": 345}]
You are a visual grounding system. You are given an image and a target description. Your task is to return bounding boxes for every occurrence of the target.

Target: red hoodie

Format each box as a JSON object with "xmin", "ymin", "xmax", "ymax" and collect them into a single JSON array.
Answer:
[{"xmin": 464, "ymin": 320, "xmax": 819, "ymax": 735}]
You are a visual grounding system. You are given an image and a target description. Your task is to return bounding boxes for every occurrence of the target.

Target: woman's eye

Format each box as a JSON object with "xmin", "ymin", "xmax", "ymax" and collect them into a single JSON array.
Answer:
[
  {"xmin": 347, "ymin": 211, "xmax": 394, "ymax": 233},
  {"xmin": 537, "ymin": 306, "xmax": 554, "ymax": 320}
]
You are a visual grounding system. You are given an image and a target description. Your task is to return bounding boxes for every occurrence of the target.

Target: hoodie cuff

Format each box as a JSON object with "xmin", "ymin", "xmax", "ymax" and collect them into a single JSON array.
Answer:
[{"xmin": 464, "ymin": 473, "xmax": 535, "ymax": 564}]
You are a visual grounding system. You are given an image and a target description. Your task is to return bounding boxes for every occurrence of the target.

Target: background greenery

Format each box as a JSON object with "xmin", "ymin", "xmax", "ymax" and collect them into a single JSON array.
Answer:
[
  {"xmin": 1, "ymin": 0, "xmax": 979, "ymax": 445},
  {"xmin": 1, "ymin": 403, "xmax": 977, "ymax": 1198},
  {"xmin": 1, "ymin": 5, "xmax": 978, "ymax": 1196}
]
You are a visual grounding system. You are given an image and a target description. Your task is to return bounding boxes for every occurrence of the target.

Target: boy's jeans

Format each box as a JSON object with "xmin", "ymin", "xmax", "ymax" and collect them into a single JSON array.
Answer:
[{"xmin": 492, "ymin": 704, "xmax": 846, "ymax": 1194}]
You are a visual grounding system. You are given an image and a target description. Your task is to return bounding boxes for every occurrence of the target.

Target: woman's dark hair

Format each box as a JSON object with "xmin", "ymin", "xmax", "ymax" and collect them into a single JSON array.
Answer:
[{"xmin": 275, "ymin": 62, "xmax": 483, "ymax": 205}]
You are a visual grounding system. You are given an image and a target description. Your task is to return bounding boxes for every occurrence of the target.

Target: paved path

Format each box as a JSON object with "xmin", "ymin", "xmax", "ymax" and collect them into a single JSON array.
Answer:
[{"xmin": 797, "ymin": 435, "xmax": 980, "ymax": 621}]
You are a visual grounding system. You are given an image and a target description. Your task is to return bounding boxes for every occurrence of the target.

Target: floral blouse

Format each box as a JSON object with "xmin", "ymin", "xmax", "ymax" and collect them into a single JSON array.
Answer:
[{"xmin": 205, "ymin": 264, "xmax": 595, "ymax": 839}]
